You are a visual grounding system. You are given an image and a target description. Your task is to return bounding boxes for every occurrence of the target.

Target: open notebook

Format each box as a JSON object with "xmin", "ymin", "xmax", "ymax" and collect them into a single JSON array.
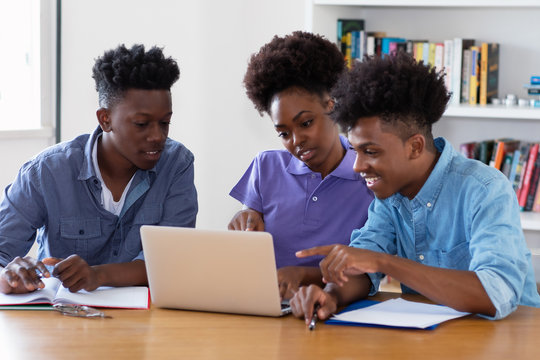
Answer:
[
  {"xmin": 140, "ymin": 225, "xmax": 291, "ymax": 317},
  {"xmin": 0, "ymin": 277, "xmax": 149, "ymax": 309}
]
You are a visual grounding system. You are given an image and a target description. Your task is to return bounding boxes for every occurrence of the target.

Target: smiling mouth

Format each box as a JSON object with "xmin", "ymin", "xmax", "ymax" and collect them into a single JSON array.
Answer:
[
  {"xmin": 361, "ymin": 173, "xmax": 381, "ymax": 187},
  {"xmin": 298, "ymin": 149, "xmax": 315, "ymax": 162}
]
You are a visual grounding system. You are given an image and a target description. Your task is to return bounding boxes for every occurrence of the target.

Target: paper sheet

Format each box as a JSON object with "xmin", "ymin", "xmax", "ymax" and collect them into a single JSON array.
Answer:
[{"xmin": 330, "ymin": 298, "xmax": 470, "ymax": 329}]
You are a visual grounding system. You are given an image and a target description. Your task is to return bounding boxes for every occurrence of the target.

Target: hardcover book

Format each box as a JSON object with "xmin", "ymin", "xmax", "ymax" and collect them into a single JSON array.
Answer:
[{"xmin": 479, "ymin": 43, "xmax": 500, "ymax": 105}]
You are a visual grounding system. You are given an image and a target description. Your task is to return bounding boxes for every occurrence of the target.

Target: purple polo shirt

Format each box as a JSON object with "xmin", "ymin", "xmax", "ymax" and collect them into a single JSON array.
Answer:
[{"xmin": 229, "ymin": 136, "xmax": 374, "ymax": 268}]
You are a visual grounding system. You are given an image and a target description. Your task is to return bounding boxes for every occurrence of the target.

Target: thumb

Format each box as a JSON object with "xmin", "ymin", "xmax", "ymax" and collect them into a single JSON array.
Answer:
[{"xmin": 42, "ymin": 257, "xmax": 63, "ymax": 266}]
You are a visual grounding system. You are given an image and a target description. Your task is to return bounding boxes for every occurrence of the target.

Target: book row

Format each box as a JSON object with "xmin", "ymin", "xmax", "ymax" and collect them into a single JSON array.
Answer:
[
  {"xmin": 460, "ymin": 139, "xmax": 540, "ymax": 212},
  {"xmin": 337, "ymin": 19, "xmax": 499, "ymax": 106}
]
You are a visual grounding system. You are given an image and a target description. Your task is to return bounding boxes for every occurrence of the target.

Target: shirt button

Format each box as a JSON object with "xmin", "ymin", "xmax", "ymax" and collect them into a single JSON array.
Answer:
[
  {"xmin": 419, "ymin": 254, "xmax": 425, "ymax": 261},
  {"xmin": 311, "ymin": 174, "xmax": 316, "ymax": 179},
  {"xmin": 426, "ymin": 202, "xmax": 432, "ymax": 208},
  {"xmin": 79, "ymin": 229, "xmax": 85, "ymax": 235},
  {"xmin": 312, "ymin": 196, "xmax": 318, "ymax": 202}
]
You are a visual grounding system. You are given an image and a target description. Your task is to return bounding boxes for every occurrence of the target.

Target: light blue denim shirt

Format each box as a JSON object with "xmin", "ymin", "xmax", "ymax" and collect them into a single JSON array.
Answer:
[
  {"xmin": 0, "ymin": 127, "xmax": 198, "ymax": 267},
  {"xmin": 350, "ymin": 137, "xmax": 540, "ymax": 320}
]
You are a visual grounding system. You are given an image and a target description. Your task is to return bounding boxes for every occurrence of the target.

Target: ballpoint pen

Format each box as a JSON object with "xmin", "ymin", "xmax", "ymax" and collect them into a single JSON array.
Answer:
[{"xmin": 309, "ymin": 305, "xmax": 320, "ymax": 331}]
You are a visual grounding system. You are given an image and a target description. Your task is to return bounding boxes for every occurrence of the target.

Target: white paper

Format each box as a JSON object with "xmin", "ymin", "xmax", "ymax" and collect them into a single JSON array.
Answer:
[{"xmin": 330, "ymin": 298, "xmax": 470, "ymax": 329}]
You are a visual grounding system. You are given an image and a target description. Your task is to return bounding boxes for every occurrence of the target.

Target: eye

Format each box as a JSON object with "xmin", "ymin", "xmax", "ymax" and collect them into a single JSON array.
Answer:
[
  {"xmin": 160, "ymin": 121, "xmax": 171, "ymax": 126},
  {"xmin": 364, "ymin": 149, "xmax": 377, "ymax": 156},
  {"xmin": 277, "ymin": 131, "xmax": 289, "ymax": 138},
  {"xmin": 301, "ymin": 119, "xmax": 313, "ymax": 127},
  {"xmin": 134, "ymin": 122, "xmax": 148, "ymax": 128}
]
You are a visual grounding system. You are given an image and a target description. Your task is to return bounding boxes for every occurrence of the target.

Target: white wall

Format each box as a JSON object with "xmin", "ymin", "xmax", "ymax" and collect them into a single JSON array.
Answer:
[{"xmin": 59, "ymin": 0, "xmax": 306, "ymax": 229}]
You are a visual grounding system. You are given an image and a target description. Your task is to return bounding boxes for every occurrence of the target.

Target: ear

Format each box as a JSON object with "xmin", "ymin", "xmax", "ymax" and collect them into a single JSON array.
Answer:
[
  {"xmin": 325, "ymin": 97, "xmax": 336, "ymax": 112},
  {"xmin": 407, "ymin": 134, "xmax": 425, "ymax": 160},
  {"xmin": 96, "ymin": 108, "xmax": 112, "ymax": 132}
]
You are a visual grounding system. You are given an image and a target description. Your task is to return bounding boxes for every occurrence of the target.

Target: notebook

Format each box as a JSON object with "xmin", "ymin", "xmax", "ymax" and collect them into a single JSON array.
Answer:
[{"xmin": 140, "ymin": 225, "xmax": 291, "ymax": 317}]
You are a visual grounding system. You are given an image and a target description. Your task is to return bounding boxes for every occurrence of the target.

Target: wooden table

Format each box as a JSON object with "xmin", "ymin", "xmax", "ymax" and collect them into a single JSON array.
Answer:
[{"xmin": 1, "ymin": 292, "xmax": 538, "ymax": 360}]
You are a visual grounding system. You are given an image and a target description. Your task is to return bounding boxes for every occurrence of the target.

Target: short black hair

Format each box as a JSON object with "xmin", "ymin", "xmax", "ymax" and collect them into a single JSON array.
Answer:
[
  {"xmin": 243, "ymin": 31, "xmax": 345, "ymax": 115},
  {"xmin": 92, "ymin": 44, "xmax": 180, "ymax": 108},
  {"xmin": 331, "ymin": 52, "xmax": 450, "ymax": 141}
]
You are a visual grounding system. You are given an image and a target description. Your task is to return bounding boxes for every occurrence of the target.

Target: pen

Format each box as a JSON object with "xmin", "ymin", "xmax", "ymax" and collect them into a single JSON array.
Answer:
[{"xmin": 309, "ymin": 305, "xmax": 320, "ymax": 331}]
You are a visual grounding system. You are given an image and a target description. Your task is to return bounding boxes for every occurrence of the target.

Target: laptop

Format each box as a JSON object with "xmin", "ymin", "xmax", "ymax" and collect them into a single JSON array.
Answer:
[{"xmin": 140, "ymin": 225, "xmax": 292, "ymax": 317}]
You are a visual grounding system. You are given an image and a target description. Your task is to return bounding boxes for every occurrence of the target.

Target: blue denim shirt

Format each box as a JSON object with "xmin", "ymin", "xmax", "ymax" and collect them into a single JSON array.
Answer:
[
  {"xmin": 350, "ymin": 137, "xmax": 540, "ymax": 320},
  {"xmin": 0, "ymin": 127, "xmax": 198, "ymax": 266}
]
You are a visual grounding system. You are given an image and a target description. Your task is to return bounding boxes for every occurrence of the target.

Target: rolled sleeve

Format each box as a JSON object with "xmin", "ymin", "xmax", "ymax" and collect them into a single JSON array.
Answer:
[
  {"xmin": 468, "ymin": 177, "xmax": 529, "ymax": 320},
  {"xmin": 349, "ymin": 200, "xmax": 397, "ymax": 296}
]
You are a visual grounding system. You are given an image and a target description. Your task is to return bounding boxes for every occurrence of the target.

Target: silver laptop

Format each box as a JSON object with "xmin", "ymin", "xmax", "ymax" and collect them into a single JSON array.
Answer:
[{"xmin": 140, "ymin": 225, "xmax": 292, "ymax": 317}]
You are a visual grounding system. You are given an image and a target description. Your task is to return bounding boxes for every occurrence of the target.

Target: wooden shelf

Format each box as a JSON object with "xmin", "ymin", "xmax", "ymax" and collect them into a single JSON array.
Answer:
[{"xmin": 443, "ymin": 105, "xmax": 540, "ymax": 120}]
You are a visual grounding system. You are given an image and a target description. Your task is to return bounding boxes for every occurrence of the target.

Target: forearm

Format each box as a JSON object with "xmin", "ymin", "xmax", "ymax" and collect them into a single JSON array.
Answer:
[
  {"xmin": 325, "ymin": 274, "xmax": 371, "ymax": 307},
  {"xmin": 377, "ymin": 253, "xmax": 495, "ymax": 316},
  {"xmin": 93, "ymin": 260, "xmax": 147, "ymax": 287}
]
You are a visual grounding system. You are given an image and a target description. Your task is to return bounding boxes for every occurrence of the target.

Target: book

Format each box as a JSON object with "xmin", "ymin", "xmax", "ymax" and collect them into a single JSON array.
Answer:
[
  {"xmin": 479, "ymin": 43, "xmax": 500, "ymax": 105},
  {"xmin": 518, "ymin": 143, "xmax": 540, "ymax": 209},
  {"xmin": 452, "ymin": 38, "xmax": 475, "ymax": 105},
  {"xmin": 337, "ymin": 19, "xmax": 365, "ymax": 55},
  {"xmin": 0, "ymin": 277, "xmax": 150, "ymax": 309},
  {"xmin": 525, "ymin": 146, "xmax": 540, "ymax": 211},
  {"xmin": 478, "ymin": 139, "xmax": 494, "ymax": 165},
  {"xmin": 366, "ymin": 31, "xmax": 388, "ymax": 57},
  {"xmin": 507, "ymin": 148, "xmax": 522, "ymax": 184},
  {"xmin": 381, "ymin": 37, "xmax": 406, "ymax": 57},
  {"xmin": 489, "ymin": 139, "xmax": 519, "ymax": 170},
  {"xmin": 469, "ymin": 46, "xmax": 480, "ymax": 105},
  {"xmin": 515, "ymin": 143, "xmax": 532, "ymax": 195},
  {"xmin": 326, "ymin": 298, "xmax": 470, "ymax": 330},
  {"xmin": 460, "ymin": 141, "xmax": 477, "ymax": 159},
  {"xmin": 531, "ymin": 76, "xmax": 540, "ymax": 85},
  {"xmin": 443, "ymin": 39, "xmax": 454, "ymax": 91},
  {"xmin": 532, "ymin": 179, "xmax": 540, "ymax": 212}
]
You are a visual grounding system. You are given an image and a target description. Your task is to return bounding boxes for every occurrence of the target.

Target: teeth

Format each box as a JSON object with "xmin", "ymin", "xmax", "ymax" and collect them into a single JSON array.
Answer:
[{"xmin": 146, "ymin": 151, "xmax": 158, "ymax": 155}]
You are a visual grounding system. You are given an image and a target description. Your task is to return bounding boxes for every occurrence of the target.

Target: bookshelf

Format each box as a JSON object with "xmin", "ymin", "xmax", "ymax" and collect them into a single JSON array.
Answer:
[{"xmin": 305, "ymin": 1, "xmax": 540, "ymax": 234}]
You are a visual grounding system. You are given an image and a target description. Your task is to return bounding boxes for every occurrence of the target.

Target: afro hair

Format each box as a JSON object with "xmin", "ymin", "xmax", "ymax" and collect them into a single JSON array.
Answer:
[
  {"xmin": 92, "ymin": 44, "xmax": 180, "ymax": 108},
  {"xmin": 243, "ymin": 31, "xmax": 345, "ymax": 115},
  {"xmin": 331, "ymin": 51, "xmax": 451, "ymax": 139}
]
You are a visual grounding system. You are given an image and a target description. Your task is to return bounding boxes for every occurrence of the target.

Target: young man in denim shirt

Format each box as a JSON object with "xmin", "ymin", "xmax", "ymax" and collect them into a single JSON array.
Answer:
[
  {"xmin": 0, "ymin": 44, "xmax": 197, "ymax": 294},
  {"xmin": 291, "ymin": 52, "xmax": 540, "ymax": 322}
]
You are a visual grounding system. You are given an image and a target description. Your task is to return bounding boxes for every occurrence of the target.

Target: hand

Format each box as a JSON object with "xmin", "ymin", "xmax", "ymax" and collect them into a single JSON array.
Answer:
[
  {"xmin": 0, "ymin": 256, "xmax": 50, "ymax": 294},
  {"xmin": 277, "ymin": 266, "xmax": 324, "ymax": 300},
  {"xmin": 296, "ymin": 245, "xmax": 381, "ymax": 286},
  {"xmin": 227, "ymin": 208, "xmax": 264, "ymax": 231},
  {"xmin": 290, "ymin": 284, "xmax": 338, "ymax": 324},
  {"xmin": 42, "ymin": 255, "xmax": 101, "ymax": 293}
]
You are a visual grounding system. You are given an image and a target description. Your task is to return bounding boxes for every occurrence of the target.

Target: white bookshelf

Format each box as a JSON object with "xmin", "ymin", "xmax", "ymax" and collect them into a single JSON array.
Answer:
[{"xmin": 305, "ymin": 0, "xmax": 540, "ymax": 235}]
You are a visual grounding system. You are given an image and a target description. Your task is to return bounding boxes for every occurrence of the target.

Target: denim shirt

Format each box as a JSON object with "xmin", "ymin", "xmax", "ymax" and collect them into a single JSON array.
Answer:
[
  {"xmin": 0, "ymin": 127, "xmax": 198, "ymax": 266},
  {"xmin": 350, "ymin": 137, "xmax": 540, "ymax": 320}
]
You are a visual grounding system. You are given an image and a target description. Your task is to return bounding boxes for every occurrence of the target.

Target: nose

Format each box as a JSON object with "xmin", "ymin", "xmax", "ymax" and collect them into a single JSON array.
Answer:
[
  {"xmin": 353, "ymin": 153, "xmax": 368, "ymax": 173},
  {"xmin": 292, "ymin": 131, "xmax": 305, "ymax": 147},
  {"xmin": 147, "ymin": 122, "xmax": 166, "ymax": 143}
]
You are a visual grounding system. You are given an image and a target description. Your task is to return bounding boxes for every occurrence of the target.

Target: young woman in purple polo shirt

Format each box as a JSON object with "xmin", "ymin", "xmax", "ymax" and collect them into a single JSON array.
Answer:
[{"xmin": 228, "ymin": 31, "xmax": 374, "ymax": 299}]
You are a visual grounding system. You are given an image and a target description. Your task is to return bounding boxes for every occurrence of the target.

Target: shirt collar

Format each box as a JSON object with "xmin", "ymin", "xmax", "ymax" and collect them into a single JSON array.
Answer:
[
  {"xmin": 390, "ymin": 137, "xmax": 453, "ymax": 210},
  {"xmin": 285, "ymin": 135, "xmax": 360, "ymax": 180}
]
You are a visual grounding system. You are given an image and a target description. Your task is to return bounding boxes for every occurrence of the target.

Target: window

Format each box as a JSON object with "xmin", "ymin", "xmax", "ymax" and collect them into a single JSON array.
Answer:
[{"xmin": 0, "ymin": 0, "xmax": 56, "ymax": 132}]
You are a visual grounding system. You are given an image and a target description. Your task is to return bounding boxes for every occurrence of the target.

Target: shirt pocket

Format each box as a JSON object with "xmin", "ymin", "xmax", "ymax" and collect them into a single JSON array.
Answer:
[
  {"xmin": 60, "ymin": 217, "xmax": 101, "ymax": 239},
  {"xmin": 437, "ymin": 241, "xmax": 471, "ymax": 270}
]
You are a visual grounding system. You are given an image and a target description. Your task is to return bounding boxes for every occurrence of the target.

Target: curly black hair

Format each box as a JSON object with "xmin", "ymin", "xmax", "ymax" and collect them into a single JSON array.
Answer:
[
  {"xmin": 331, "ymin": 52, "xmax": 450, "ymax": 141},
  {"xmin": 244, "ymin": 31, "xmax": 345, "ymax": 115},
  {"xmin": 92, "ymin": 44, "xmax": 180, "ymax": 108}
]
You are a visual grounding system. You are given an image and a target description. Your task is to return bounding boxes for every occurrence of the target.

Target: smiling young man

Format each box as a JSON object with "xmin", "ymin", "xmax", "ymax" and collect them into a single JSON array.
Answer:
[
  {"xmin": 0, "ymin": 44, "xmax": 197, "ymax": 294},
  {"xmin": 290, "ymin": 52, "xmax": 540, "ymax": 323}
]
